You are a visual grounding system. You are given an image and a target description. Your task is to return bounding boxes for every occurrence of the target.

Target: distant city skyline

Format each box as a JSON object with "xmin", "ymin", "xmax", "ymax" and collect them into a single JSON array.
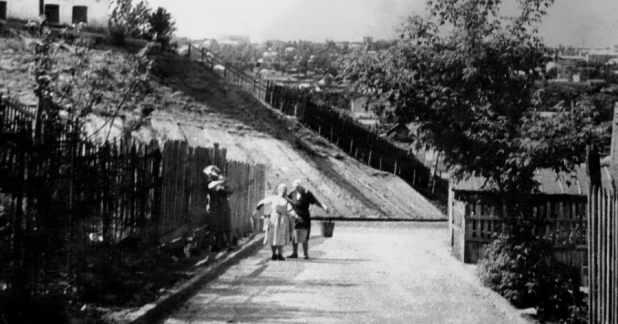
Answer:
[{"xmin": 148, "ymin": 0, "xmax": 618, "ymax": 47}]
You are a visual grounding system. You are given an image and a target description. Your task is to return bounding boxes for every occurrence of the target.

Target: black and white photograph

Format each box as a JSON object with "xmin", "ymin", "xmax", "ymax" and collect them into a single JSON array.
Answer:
[{"xmin": 0, "ymin": 0, "xmax": 617, "ymax": 323}]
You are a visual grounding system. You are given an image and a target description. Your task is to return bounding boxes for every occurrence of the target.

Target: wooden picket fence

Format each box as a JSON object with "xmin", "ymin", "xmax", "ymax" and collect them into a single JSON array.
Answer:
[
  {"xmin": 159, "ymin": 141, "xmax": 266, "ymax": 244},
  {"xmin": 588, "ymin": 187, "xmax": 618, "ymax": 324},
  {"xmin": 0, "ymin": 94, "xmax": 266, "ymax": 301},
  {"xmin": 449, "ymin": 191, "xmax": 589, "ymax": 284},
  {"xmin": 185, "ymin": 46, "xmax": 446, "ymax": 197}
]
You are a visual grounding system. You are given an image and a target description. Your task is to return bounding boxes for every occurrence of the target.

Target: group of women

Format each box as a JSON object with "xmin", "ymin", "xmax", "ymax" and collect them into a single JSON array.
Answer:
[{"xmin": 255, "ymin": 181, "xmax": 329, "ymax": 261}]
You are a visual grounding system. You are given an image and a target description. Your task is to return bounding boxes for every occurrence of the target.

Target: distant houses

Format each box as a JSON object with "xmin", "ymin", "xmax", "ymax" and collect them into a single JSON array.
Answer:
[
  {"xmin": 555, "ymin": 49, "xmax": 618, "ymax": 65},
  {"xmin": 1, "ymin": 0, "xmax": 110, "ymax": 28},
  {"xmin": 586, "ymin": 49, "xmax": 618, "ymax": 64}
]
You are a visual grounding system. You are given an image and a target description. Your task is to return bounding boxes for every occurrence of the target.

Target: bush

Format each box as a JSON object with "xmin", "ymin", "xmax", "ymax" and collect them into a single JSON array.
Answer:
[
  {"xmin": 147, "ymin": 7, "xmax": 176, "ymax": 50},
  {"xmin": 478, "ymin": 219, "xmax": 585, "ymax": 322},
  {"xmin": 0, "ymin": 294, "xmax": 68, "ymax": 324},
  {"xmin": 109, "ymin": 25, "xmax": 127, "ymax": 46}
]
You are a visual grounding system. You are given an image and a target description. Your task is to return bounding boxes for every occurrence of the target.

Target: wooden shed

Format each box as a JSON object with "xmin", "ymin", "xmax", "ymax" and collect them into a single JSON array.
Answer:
[{"xmin": 448, "ymin": 164, "xmax": 615, "ymax": 286}]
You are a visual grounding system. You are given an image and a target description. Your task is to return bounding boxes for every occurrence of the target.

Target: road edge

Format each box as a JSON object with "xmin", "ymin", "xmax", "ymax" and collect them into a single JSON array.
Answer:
[
  {"xmin": 106, "ymin": 233, "xmax": 265, "ymax": 324},
  {"xmin": 433, "ymin": 247, "xmax": 534, "ymax": 324}
]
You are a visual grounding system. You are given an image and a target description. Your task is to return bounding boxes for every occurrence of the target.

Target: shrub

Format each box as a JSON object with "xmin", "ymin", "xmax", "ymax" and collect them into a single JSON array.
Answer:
[
  {"xmin": 478, "ymin": 218, "xmax": 585, "ymax": 322},
  {"xmin": 147, "ymin": 7, "xmax": 176, "ymax": 50}
]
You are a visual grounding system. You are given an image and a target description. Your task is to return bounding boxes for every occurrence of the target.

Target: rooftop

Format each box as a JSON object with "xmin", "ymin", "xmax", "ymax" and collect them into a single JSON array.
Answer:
[{"xmin": 452, "ymin": 164, "xmax": 614, "ymax": 195}]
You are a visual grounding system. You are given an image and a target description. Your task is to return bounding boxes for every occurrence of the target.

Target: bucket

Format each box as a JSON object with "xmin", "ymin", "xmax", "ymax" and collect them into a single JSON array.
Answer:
[{"xmin": 321, "ymin": 221, "xmax": 335, "ymax": 238}]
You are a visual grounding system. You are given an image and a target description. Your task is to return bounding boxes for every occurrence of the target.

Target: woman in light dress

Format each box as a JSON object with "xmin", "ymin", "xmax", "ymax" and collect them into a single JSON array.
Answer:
[{"xmin": 255, "ymin": 183, "xmax": 297, "ymax": 261}]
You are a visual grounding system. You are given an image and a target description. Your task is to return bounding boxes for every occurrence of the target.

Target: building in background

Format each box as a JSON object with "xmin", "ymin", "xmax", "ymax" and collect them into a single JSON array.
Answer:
[{"xmin": 1, "ymin": 0, "xmax": 110, "ymax": 29}]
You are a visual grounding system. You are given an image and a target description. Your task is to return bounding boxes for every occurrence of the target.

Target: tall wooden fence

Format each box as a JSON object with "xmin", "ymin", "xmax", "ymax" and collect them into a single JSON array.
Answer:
[
  {"xmin": 449, "ymin": 191, "xmax": 589, "ymax": 285},
  {"xmin": 186, "ymin": 46, "xmax": 446, "ymax": 197},
  {"xmin": 0, "ymin": 95, "xmax": 265, "ymax": 302},
  {"xmin": 588, "ymin": 187, "xmax": 618, "ymax": 324},
  {"xmin": 159, "ymin": 141, "xmax": 266, "ymax": 244}
]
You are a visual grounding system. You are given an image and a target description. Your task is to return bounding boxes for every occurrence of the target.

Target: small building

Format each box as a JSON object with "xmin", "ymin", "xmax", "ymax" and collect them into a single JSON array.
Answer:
[
  {"xmin": 586, "ymin": 49, "xmax": 618, "ymax": 64},
  {"xmin": 380, "ymin": 122, "xmax": 415, "ymax": 142},
  {"xmin": 2, "ymin": 0, "xmax": 110, "ymax": 28}
]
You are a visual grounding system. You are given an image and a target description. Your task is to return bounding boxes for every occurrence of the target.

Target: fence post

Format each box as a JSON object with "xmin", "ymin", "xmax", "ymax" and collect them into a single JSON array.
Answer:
[
  {"xmin": 586, "ymin": 144, "xmax": 601, "ymax": 323},
  {"xmin": 151, "ymin": 145, "xmax": 162, "ymax": 244},
  {"xmin": 368, "ymin": 150, "xmax": 372, "ymax": 165},
  {"xmin": 201, "ymin": 48, "xmax": 204, "ymax": 63},
  {"xmin": 379, "ymin": 158, "xmax": 382, "ymax": 171},
  {"xmin": 11, "ymin": 143, "xmax": 27, "ymax": 301},
  {"xmin": 350, "ymin": 140, "xmax": 354, "ymax": 154},
  {"xmin": 394, "ymin": 161, "xmax": 398, "ymax": 174},
  {"xmin": 188, "ymin": 44, "xmax": 191, "ymax": 58}
]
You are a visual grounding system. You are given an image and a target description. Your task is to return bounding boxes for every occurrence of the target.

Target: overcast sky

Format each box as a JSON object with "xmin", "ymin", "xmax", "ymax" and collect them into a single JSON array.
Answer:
[{"xmin": 147, "ymin": 0, "xmax": 618, "ymax": 47}]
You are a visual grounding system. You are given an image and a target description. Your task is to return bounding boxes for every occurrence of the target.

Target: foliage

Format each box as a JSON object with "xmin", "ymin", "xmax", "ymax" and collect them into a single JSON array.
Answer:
[
  {"xmin": 545, "ymin": 66, "xmax": 557, "ymax": 79},
  {"xmin": 477, "ymin": 218, "xmax": 585, "ymax": 322},
  {"xmin": 562, "ymin": 303, "xmax": 588, "ymax": 324},
  {"xmin": 341, "ymin": 1, "xmax": 596, "ymax": 320},
  {"xmin": 33, "ymin": 26, "xmax": 154, "ymax": 142},
  {"xmin": 0, "ymin": 294, "xmax": 69, "ymax": 324},
  {"xmin": 148, "ymin": 7, "xmax": 176, "ymax": 50},
  {"xmin": 340, "ymin": 0, "xmax": 608, "ymax": 194},
  {"xmin": 109, "ymin": 0, "xmax": 152, "ymax": 42},
  {"xmin": 0, "ymin": 23, "xmax": 157, "ymax": 321},
  {"xmin": 310, "ymin": 90, "xmax": 352, "ymax": 109}
]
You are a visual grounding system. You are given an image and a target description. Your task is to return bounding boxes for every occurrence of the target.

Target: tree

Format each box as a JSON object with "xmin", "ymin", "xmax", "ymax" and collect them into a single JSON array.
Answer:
[
  {"xmin": 109, "ymin": 0, "xmax": 151, "ymax": 42},
  {"xmin": 298, "ymin": 57, "xmax": 309, "ymax": 75},
  {"xmin": 343, "ymin": 2, "xmax": 598, "ymax": 319},
  {"xmin": 341, "ymin": 0, "xmax": 601, "ymax": 195},
  {"xmin": 34, "ymin": 26, "xmax": 154, "ymax": 143},
  {"xmin": 545, "ymin": 66, "xmax": 557, "ymax": 79},
  {"xmin": 148, "ymin": 7, "xmax": 176, "ymax": 50}
]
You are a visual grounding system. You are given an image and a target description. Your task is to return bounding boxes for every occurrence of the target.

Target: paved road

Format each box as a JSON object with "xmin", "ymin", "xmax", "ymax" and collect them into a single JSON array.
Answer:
[{"xmin": 162, "ymin": 222, "xmax": 518, "ymax": 324}]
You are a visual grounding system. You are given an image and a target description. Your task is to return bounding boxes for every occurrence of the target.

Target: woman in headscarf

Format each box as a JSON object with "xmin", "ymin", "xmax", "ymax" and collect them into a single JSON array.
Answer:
[
  {"xmin": 255, "ymin": 183, "xmax": 297, "ymax": 261},
  {"xmin": 203, "ymin": 165, "xmax": 233, "ymax": 250}
]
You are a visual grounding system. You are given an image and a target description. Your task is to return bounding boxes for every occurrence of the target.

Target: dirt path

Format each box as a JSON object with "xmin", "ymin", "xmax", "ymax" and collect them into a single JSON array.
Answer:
[{"xmin": 161, "ymin": 222, "xmax": 517, "ymax": 324}]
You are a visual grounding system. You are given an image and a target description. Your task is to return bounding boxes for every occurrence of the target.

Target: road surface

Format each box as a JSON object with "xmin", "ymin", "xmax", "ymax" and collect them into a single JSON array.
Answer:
[{"xmin": 162, "ymin": 222, "xmax": 519, "ymax": 324}]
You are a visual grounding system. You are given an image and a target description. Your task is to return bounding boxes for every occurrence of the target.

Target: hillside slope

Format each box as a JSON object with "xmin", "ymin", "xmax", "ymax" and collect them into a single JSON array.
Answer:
[
  {"xmin": 147, "ymin": 54, "xmax": 444, "ymax": 220},
  {"xmin": 0, "ymin": 34, "xmax": 444, "ymax": 220}
]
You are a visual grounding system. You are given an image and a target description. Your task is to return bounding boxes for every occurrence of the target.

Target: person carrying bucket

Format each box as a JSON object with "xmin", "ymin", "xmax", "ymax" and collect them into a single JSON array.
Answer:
[{"xmin": 287, "ymin": 179, "xmax": 329, "ymax": 260}]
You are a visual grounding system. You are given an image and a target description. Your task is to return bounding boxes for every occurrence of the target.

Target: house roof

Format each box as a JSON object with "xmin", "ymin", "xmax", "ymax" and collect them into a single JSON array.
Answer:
[
  {"xmin": 382, "ymin": 122, "xmax": 410, "ymax": 137},
  {"xmin": 559, "ymin": 55, "xmax": 586, "ymax": 61},
  {"xmin": 452, "ymin": 164, "xmax": 614, "ymax": 195}
]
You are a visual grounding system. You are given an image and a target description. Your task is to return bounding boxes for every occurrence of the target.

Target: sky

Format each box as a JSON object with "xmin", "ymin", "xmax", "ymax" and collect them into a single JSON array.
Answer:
[{"xmin": 147, "ymin": 0, "xmax": 618, "ymax": 47}]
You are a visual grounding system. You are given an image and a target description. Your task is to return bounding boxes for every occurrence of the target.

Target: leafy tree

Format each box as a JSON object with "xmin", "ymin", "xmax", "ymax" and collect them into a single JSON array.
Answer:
[
  {"xmin": 298, "ymin": 57, "xmax": 309, "ymax": 75},
  {"xmin": 341, "ymin": 0, "xmax": 603, "ymax": 195},
  {"xmin": 545, "ymin": 66, "xmax": 557, "ymax": 79},
  {"xmin": 148, "ymin": 7, "xmax": 176, "ymax": 50},
  {"xmin": 109, "ymin": 0, "xmax": 151, "ymax": 41},
  {"xmin": 343, "ymin": 0, "xmax": 600, "ymax": 319},
  {"xmin": 34, "ymin": 25, "xmax": 154, "ymax": 143}
]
